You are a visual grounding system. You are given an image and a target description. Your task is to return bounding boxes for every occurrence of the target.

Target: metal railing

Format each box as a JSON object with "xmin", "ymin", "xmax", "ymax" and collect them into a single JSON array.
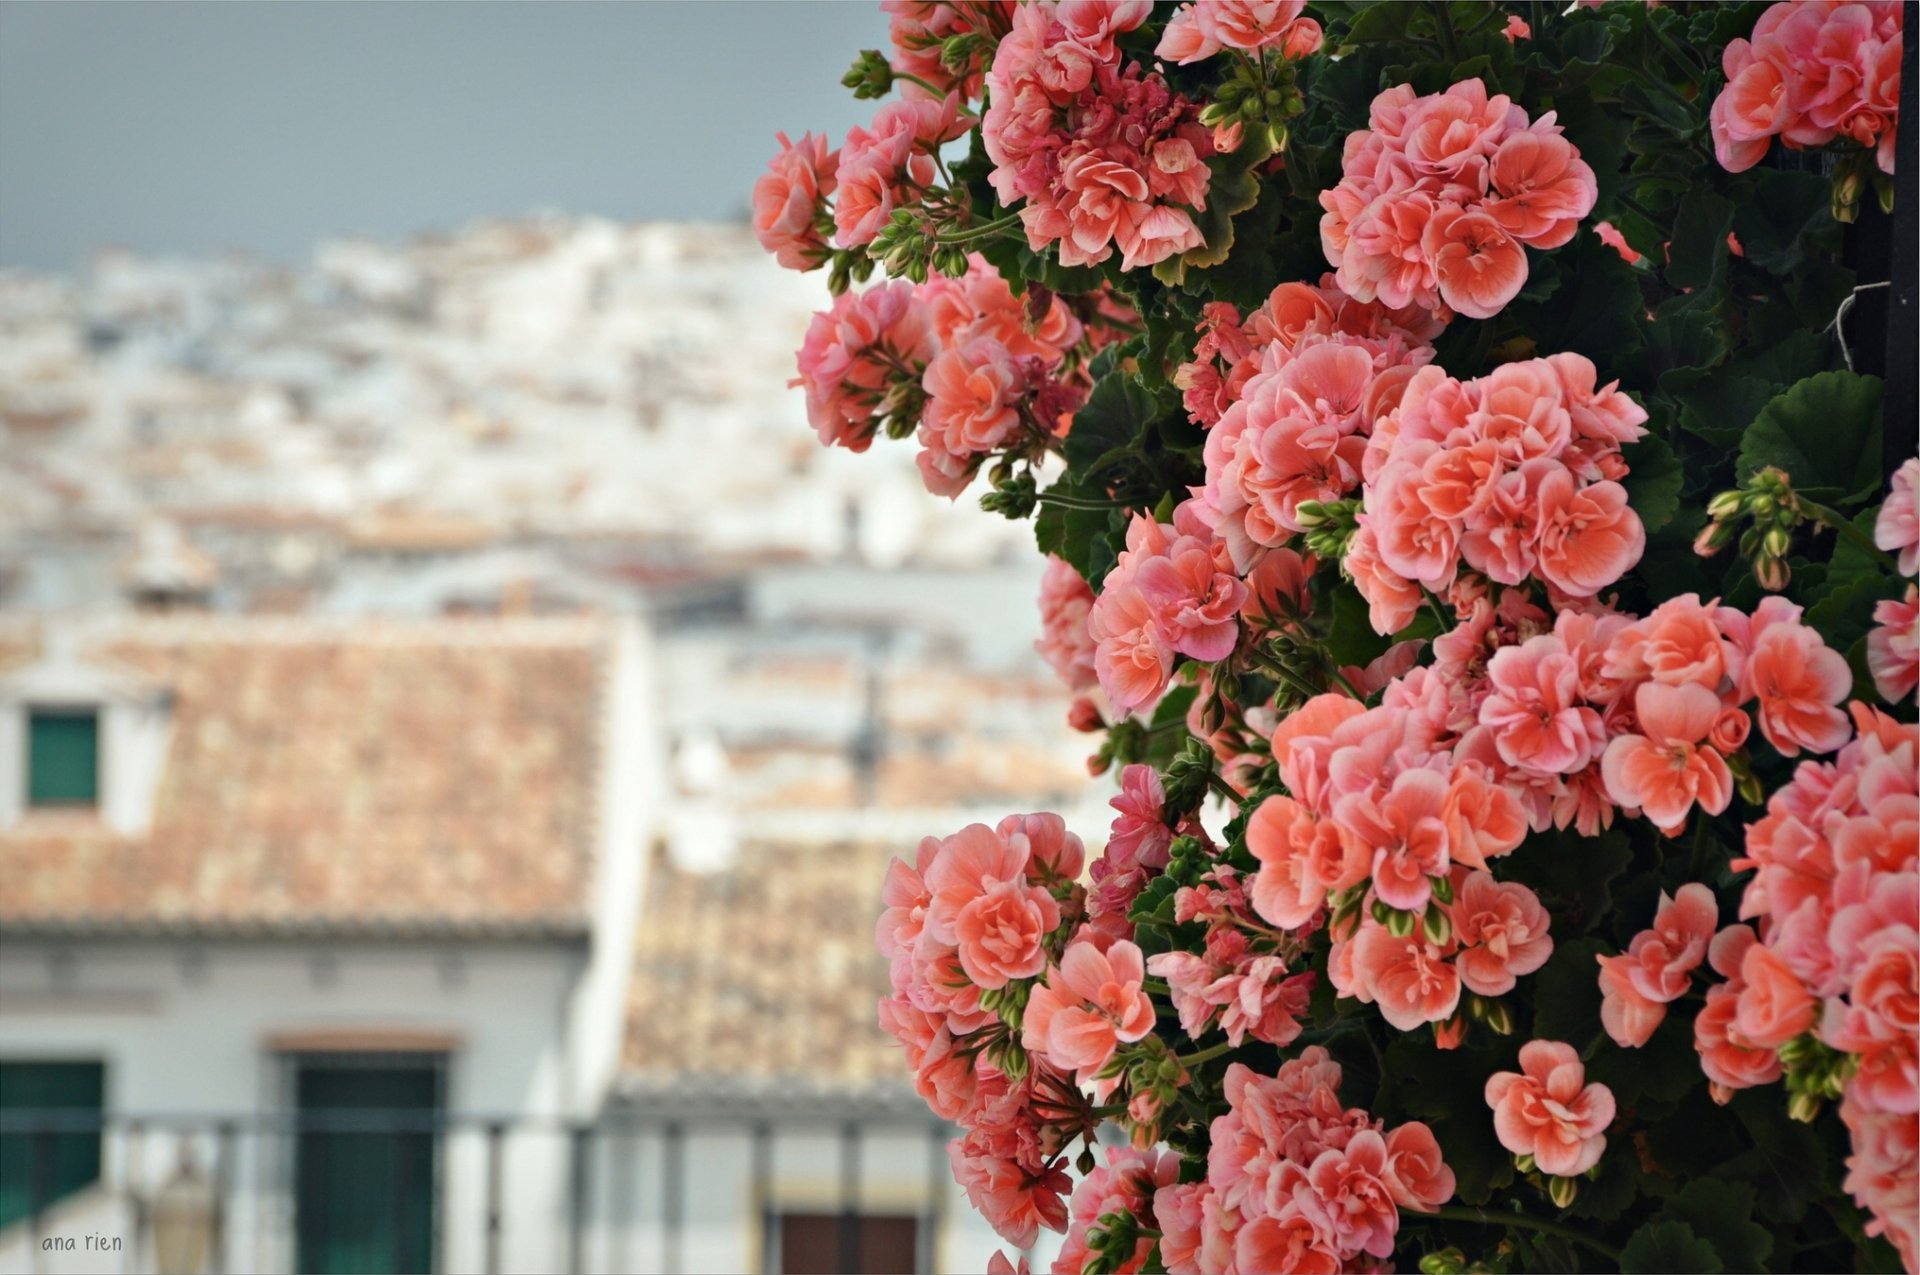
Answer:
[{"xmin": 0, "ymin": 1105, "xmax": 955, "ymax": 1275}]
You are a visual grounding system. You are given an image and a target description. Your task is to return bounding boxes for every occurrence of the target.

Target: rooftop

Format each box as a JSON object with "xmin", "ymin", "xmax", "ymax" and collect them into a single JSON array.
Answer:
[{"xmin": 0, "ymin": 615, "xmax": 617, "ymax": 938}]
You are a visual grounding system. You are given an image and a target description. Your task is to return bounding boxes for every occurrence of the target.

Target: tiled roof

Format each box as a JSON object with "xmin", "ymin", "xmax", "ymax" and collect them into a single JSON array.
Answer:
[
  {"xmin": 623, "ymin": 839, "xmax": 903, "ymax": 1092},
  {"xmin": 0, "ymin": 616, "xmax": 612, "ymax": 937}
]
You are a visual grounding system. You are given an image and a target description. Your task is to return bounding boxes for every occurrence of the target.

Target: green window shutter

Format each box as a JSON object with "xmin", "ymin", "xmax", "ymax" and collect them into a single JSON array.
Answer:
[
  {"xmin": 27, "ymin": 711, "xmax": 98, "ymax": 807},
  {"xmin": 0, "ymin": 1061, "xmax": 106, "ymax": 1229}
]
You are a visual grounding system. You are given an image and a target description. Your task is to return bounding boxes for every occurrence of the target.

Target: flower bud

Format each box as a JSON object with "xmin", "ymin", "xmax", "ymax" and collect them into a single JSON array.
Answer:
[
  {"xmin": 1762, "ymin": 525, "xmax": 1793, "ymax": 559},
  {"xmin": 1429, "ymin": 873, "xmax": 1454, "ymax": 905},
  {"xmin": 1419, "ymin": 1249, "xmax": 1468, "ymax": 1275},
  {"xmin": 1514, "ymin": 1153, "xmax": 1536, "ymax": 1174},
  {"xmin": 1385, "ymin": 906, "xmax": 1417, "ymax": 939},
  {"xmin": 1694, "ymin": 521, "xmax": 1733, "ymax": 557},
  {"xmin": 1421, "ymin": 905, "xmax": 1453, "ymax": 947},
  {"xmin": 1754, "ymin": 555, "xmax": 1791, "ymax": 592},
  {"xmin": 1707, "ymin": 490, "xmax": 1744, "ymax": 520},
  {"xmin": 842, "ymin": 49, "xmax": 895, "ymax": 99},
  {"xmin": 1483, "ymin": 998, "xmax": 1515, "ymax": 1036},
  {"xmin": 1788, "ymin": 1089, "xmax": 1823, "ymax": 1123},
  {"xmin": 1067, "ymin": 697, "xmax": 1104, "ymax": 733},
  {"xmin": 1547, "ymin": 1174, "xmax": 1579, "ymax": 1209}
]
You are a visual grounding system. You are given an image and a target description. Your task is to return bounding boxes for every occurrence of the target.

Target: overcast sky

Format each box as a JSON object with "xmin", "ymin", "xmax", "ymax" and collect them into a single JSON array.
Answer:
[{"xmin": 0, "ymin": 1, "xmax": 880, "ymax": 271}]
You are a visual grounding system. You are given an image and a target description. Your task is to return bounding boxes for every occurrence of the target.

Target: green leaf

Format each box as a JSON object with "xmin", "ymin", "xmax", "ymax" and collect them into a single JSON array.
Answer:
[
  {"xmin": 1736, "ymin": 372, "xmax": 1884, "ymax": 506},
  {"xmin": 1620, "ymin": 1220, "xmax": 1725, "ymax": 1275},
  {"xmin": 1064, "ymin": 374, "xmax": 1160, "ymax": 476},
  {"xmin": 1509, "ymin": 236, "xmax": 1645, "ymax": 365},
  {"xmin": 1325, "ymin": 580, "xmax": 1393, "ymax": 666},
  {"xmin": 1503, "ymin": 827, "xmax": 1635, "ymax": 937},
  {"xmin": 1664, "ymin": 189, "xmax": 1735, "ymax": 293},
  {"xmin": 1529, "ymin": 937, "xmax": 1606, "ymax": 1046},
  {"xmin": 1622, "ymin": 434, "xmax": 1685, "ymax": 534},
  {"xmin": 1733, "ymin": 168, "xmax": 1839, "ymax": 277},
  {"xmin": 1661, "ymin": 1179, "xmax": 1773, "ymax": 1274}
]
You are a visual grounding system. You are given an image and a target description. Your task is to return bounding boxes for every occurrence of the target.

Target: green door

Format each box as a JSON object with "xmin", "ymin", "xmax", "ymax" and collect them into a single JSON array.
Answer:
[{"xmin": 294, "ymin": 1059, "xmax": 441, "ymax": 1275}]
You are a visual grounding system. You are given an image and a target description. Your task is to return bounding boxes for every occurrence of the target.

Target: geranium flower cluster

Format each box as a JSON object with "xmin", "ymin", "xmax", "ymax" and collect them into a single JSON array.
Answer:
[
  {"xmin": 790, "ymin": 258, "xmax": 1093, "ymax": 494},
  {"xmin": 1146, "ymin": 862, "xmax": 1316, "ymax": 1051},
  {"xmin": 1870, "ymin": 459, "xmax": 1920, "ymax": 703},
  {"xmin": 1155, "ymin": 0, "xmax": 1323, "ymax": 65},
  {"xmin": 1350, "ymin": 353, "xmax": 1650, "ymax": 633},
  {"xmin": 876, "ymin": 815, "xmax": 1094, "ymax": 1244},
  {"xmin": 879, "ymin": 1, "xmax": 1013, "ymax": 103},
  {"xmin": 1319, "ymin": 79, "xmax": 1598, "ymax": 320},
  {"xmin": 1176, "ymin": 275, "xmax": 1444, "ymax": 431},
  {"xmin": 1710, "ymin": 0, "xmax": 1905, "ymax": 175},
  {"xmin": 752, "ymin": 93, "xmax": 973, "ymax": 269},
  {"xmin": 1152, "ymin": 1049, "xmax": 1455, "ymax": 1273},
  {"xmin": 1722, "ymin": 703, "xmax": 1919, "ymax": 1267},
  {"xmin": 1087, "ymin": 503, "xmax": 1248, "ymax": 714},
  {"xmin": 983, "ymin": 0, "xmax": 1219, "ymax": 270}
]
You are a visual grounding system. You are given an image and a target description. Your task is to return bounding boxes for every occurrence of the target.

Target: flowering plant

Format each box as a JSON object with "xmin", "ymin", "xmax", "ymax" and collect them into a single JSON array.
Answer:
[{"xmin": 762, "ymin": 2, "xmax": 1914, "ymax": 1271}]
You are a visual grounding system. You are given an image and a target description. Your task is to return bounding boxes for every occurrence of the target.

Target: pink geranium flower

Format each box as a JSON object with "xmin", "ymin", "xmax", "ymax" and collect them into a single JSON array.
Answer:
[
  {"xmin": 1480, "ymin": 634, "xmax": 1610, "ymax": 775},
  {"xmin": 1748, "ymin": 617, "xmax": 1854, "ymax": 756},
  {"xmin": 1869, "ymin": 587, "xmax": 1920, "ymax": 703},
  {"xmin": 1349, "ymin": 922, "xmax": 1462, "ymax": 1031},
  {"xmin": 923, "ymin": 823, "xmax": 1062, "ymax": 989},
  {"xmin": 1877, "ymin": 458, "xmax": 1920, "ymax": 577},
  {"xmin": 1421, "ymin": 205, "xmax": 1528, "ymax": 320},
  {"xmin": 753, "ymin": 131, "xmax": 837, "ymax": 269},
  {"xmin": 1601, "ymin": 682, "xmax": 1735, "ymax": 833},
  {"xmin": 1485, "ymin": 1040, "xmax": 1616, "ymax": 1176},
  {"xmin": 1023, "ymin": 938, "xmax": 1155, "ymax": 1080},
  {"xmin": 1451, "ymin": 871, "xmax": 1554, "ymax": 996}
]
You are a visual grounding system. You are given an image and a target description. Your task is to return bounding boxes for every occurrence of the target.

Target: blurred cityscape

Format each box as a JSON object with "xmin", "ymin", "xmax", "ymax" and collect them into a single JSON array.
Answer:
[{"xmin": 0, "ymin": 220, "xmax": 1103, "ymax": 1274}]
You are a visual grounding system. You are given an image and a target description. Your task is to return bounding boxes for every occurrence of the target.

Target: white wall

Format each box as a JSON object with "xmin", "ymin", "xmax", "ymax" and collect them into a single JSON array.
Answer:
[{"xmin": 0, "ymin": 939, "xmax": 584, "ymax": 1275}]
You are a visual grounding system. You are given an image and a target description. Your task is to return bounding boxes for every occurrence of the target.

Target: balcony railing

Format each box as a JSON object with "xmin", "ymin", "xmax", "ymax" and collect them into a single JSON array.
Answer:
[{"xmin": 0, "ymin": 1103, "xmax": 957, "ymax": 1275}]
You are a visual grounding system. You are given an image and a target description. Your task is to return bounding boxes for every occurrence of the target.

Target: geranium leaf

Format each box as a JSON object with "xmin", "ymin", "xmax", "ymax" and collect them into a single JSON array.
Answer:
[
  {"xmin": 1619, "ymin": 1220, "xmax": 1725, "ymax": 1275},
  {"xmin": 1621, "ymin": 434, "xmax": 1684, "ymax": 534},
  {"xmin": 1736, "ymin": 371, "xmax": 1884, "ymax": 505}
]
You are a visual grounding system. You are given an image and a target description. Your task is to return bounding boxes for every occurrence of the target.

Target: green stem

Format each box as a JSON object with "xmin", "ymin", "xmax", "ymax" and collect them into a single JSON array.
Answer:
[
  {"xmin": 1036, "ymin": 492, "xmax": 1130, "ymax": 512},
  {"xmin": 1413, "ymin": 1205, "xmax": 1623, "ymax": 1262},
  {"xmin": 1616, "ymin": 192, "xmax": 1664, "ymax": 225},
  {"xmin": 1803, "ymin": 499, "xmax": 1902, "ymax": 571},
  {"xmin": 1142, "ymin": 977, "xmax": 1172, "ymax": 997},
  {"xmin": 1428, "ymin": 0, "xmax": 1460, "ymax": 62},
  {"xmin": 893, "ymin": 70, "xmax": 946, "ymax": 98},
  {"xmin": 1176, "ymin": 1039, "xmax": 1238, "ymax": 1068},
  {"xmin": 933, "ymin": 212, "xmax": 1023, "ymax": 245}
]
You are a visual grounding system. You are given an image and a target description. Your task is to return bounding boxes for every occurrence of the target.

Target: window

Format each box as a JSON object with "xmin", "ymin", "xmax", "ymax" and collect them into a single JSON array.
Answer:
[
  {"xmin": 778, "ymin": 1213, "xmax": 919, "ymax": 1275},
  {"xmin": 0, "ymin": 1061, "xmax": 106, "ymax": 1228},
  {"xmin": 27, "ymin": 710, "xmax": 99, "ymax": 808}
]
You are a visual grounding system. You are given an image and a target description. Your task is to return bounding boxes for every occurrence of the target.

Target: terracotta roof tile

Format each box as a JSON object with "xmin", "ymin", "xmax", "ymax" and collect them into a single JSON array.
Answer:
[
  {"xmin": 0, "ymin": 616, "xmax": 612, "ymax": 936},
  {"xmin": 624, "ymin": 840, "xmax": 901, "ymax": 1090}
]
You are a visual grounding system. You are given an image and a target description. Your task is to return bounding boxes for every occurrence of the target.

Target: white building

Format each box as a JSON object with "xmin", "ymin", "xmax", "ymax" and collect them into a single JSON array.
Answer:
[{"xmin": 0, "ymin": 615, "xmax": 657, "ymax": 1275}]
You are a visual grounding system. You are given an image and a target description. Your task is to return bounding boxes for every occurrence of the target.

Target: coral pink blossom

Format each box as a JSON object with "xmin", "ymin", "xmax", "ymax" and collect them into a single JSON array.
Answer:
[
  {"xmin": 1535, "ymin": 470, "xmax": 1644, "ymax": 597},
  {"xmin": 1382, "ymin": 1121, "xmax": 1457, "ymax": 1211},
  {"xmin": 1878, "ymin": 457, "xmax": 1920, "ymax": 577},
  {"xmin": 1350, "ymin": 923, "xmax": 1462, "ymax": 1031},
  {"xmin": 1481, "ymin": 635, "xmax": 1609, "ymax": 775},
  {"xmin": 1336, "ymin": 768, "xmax": 1453, "ymax": 912},
  {"xmin": 1234, "ymin": 1213, "xmax": 1341, "ymax": 1274},
  {"xmin": 1054, "ymin": 1145, "xmax": 1179, "ymax": 1275},
  {"xmin": 1870, "ymin": 587, "xmax": 1920, "ymax": 703},
  {"xmin": 1452, "ymin": 871, "xmax": 1554, "ymax": 996},
  {"xmin": 1735, "ymin": 941, "xmax": 1818, "ymax": 1048},
  {"xmin": 1421, "ymin": 205, "xmax": 1528, "ymax": 320},
  {"xmin": 793, "ymin": 282, "xmax": 938, "ymax": 451},
  {"xmin": 1024, "ymin": 939, "xmax": 1155, "ymax": 1080},
  {"xmin": 1088, "ymin": 581, "xmax": 1174, "ymax": 713},
  {"xmin": 924, "ymin": 823, "xmax": 1062, "ymax": 989},
  {"xmin": 1740, "ymin": 608, "xmax": 1854, "ymax": 756},
  {"xmin": 753, "ymin": 131, "xmax": 837, "ymax": 269},
  {"xmin": 1596, "ymin": 882, "xmax": 1719, "ymax": 1046},
  {"xmin": 1485, "ymin": 1040, "xmax": 1616, "ymax": 1176},
  {"xmin": 1156, "ymin": 0, "xmax": 1319, "ymax": 63},
  {"xmin": 1601, "ymin": 682, "xmax": 1735, "ymax": 833},
  {"xmin": 1279, "ymin": 1132, "xmax": 1403, "ymax": 1259},
  {"xmin": 1035, "ymin": 556, "xmax": 1098, "ymax": 692}
]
